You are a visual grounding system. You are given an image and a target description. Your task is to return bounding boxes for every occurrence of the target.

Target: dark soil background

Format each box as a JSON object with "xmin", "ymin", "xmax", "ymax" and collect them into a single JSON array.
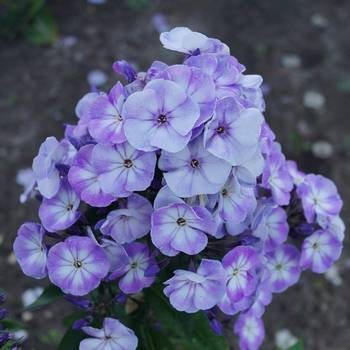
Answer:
[{"xmin": 1, "ymin": 0, "xmax": 350, "ymax": 349}]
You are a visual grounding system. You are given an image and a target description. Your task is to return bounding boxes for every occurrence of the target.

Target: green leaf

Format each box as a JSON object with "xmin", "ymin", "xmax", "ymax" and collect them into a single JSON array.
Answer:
[
  {"xmin": 1, "ymin": 318, "xmax": 26, "ymax": 331},
  {"xmin": 287, "ymin": 340, "xmax": 304, "ymax": 350},
  {"xmin": 24, "ymin": 9, "xmax": 58, "ymax": 45},
  {"xmin": 26, "ymin": 284, "xmax": 63, "ymax": 310},
  {"xmin": 58, "ymin": 329, "xmax": 86, "ymax": 350},
  {"xmin": 1, "ymin": 340, "xmax": 18, "ymax": 350},
  {"xmin": 144, "ymin": 285, "xmax": 228, "ymax": 350},
  {"xmin": 63, "ymin": 311, "xmax": 87, "ymax": 328}
]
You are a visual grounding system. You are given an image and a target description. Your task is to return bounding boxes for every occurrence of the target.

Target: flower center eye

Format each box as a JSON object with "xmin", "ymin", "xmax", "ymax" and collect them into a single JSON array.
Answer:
[
  {"xmin": 116, "ymin": 114, "xmax": 123, "ymax": 122},
  {"xmin": 177, "ymin": 217, "xmax": 187, "ymax": 226},
  {"xmin": 66, "ymin": 203, "xmax": 73, "ymax": 211},
  {"xmin": 158, "ymin": 114, "xmax": 167, "ymax": 124},
  {"xmin": 221, "ymin": 188, "xmax": 228, "ymax": 196},
  {"xmin": 124, "ymin": 159, "xmax": 133, "ymax": 168},
  {"xmin": 131, "ymin": 261, "xmax": 139, "ymax": 269},
  {"xmin": 216, "ymin": 126, "xmax": 225, "ymax": 134},
  {"xmin": 191, "ymin": 159, "xmax": 200, "ymax": 168},
  {"xmin": 275, "ymin": 263, "xmax": 283, "ymax": 271},
  {"xmin": 74, "ymin": 260, "xmax": 83, "ymax": 268},
  {"xmin": 312, "ymin": 242, "xmax": 320, "ymax": 250},
  {"xmin": 232, "ymin": 268, "xmax": 240, "ymax": 276}
]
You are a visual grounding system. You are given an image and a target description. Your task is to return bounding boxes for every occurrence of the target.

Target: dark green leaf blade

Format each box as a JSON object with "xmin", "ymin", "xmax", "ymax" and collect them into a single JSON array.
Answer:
[
  {"xmin": 26, "ymin": 284, "xmax": 63, "ymax": 310},
  {"xmin": 58, "ymin": 329, "xmax": 86, "ymax": 350}
]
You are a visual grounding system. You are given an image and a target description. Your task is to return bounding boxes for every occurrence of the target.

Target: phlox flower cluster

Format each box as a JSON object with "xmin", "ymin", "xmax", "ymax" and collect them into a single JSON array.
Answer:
[{"xmin": 14, "ymin": 27, "xmax": 344, "ymax": 350}]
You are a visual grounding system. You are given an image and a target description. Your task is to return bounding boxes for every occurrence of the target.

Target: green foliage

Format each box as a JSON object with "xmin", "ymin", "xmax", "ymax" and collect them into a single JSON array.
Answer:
[
  {"xmin": 0, "ymin": 340, "xmax": 19, "ymax": 350},
  {"xmin": 1, "ymin": 318, "xmax": 26, "ymax": 331},
  {"xmin": 125, "ymin": 0, "xmax": 151, "ymax": 10},
  {"xmin": 39, "ymin": 329, "xmax": 62, "ymax": 347},
  {"xmin": 58, "ymin": 329, "xmax": 86, "ymax": 350},
  {"xmin": 142, "ymin": 284, "xmax": 229, "ymax": 350},
  {"xmin": 287, "ymin": 340, "xmax": 304, "ymax": 350},
  {"xmin": 0, "ymin": 0, "xmax": 57, "ymax": 44},
  {"xmin": 25, "ymin": 284, "xmax": 63, "ymax": 310}
]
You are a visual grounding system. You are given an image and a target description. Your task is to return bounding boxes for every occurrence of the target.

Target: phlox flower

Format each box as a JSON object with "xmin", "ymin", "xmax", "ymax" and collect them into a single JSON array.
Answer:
[
  {"xmin": 13, "ymin": 223, "xmax": 47, "ymax": 279},
  {"xmin": 151, "ymin": 202, "xmax": 216, "ymax": 256},
  {"xmin": 222, "ymin": 246, "xmax": 260, "ymax": 303},
  {"xmin": 264, "ymin": 244, "xmax": 301, "ymax": 293},
  {"xmin": 158, "ymin": 135, "xmax": 231, "ymax": 197},
  {"xmin": 80, "ymin": 317, "xmax": 138, "ymax": 350},
  {"xmin": 160, "ymin": 27, "xmax": 229, "ymax": 55},
  {"xmin": 47, "ymin": 236, "xmax": 110, "ymax": 296},
  {"xmin": 164, "ymin": 259, "xmax": 226, "ymax": 313},
  {"xmin": 204, "ymin": 97, "xmax": 264, "ymax": 166},
  {"xmin": 109, "ymin": 243, "xmax": 157, "ymax": 294},
  {"xmin": 157, "ymin": 64, "xmax": 216, "ymax": 126},
  {"xmin": 32, "ymin": 136, "xmax": 66, "ymax": 199},
  {"xmin": 39, "ymin": 179, "xmax": 80, "ymax": 232},
  {"xmin": 300, "ymin": 228, "xmax": 343, "ymax": 273},
  {"xmin": 74, "ymin": 92, "xmax": 100, "ymax": 138},
  {"xmin": 68, "ymin": 144, "xmax": 115, "ymax": 207},
  {"xmin": 261, "ymin": 151, "xmax": 293, "ymax": 205},
  {"xmin": 297, "ymin": 174, "xmax": 342, "ymax": 225},
  {"xmin": 217, "ymin": 175, "xmax": 257, "ymax": 224},
  {"xmin": 122, "ymin": 79, "xmax": 200, "ymax": 152},
  {"xmin": 100, "ymin": 194, "xmax": 152, "ymax": 244},
  {"xmin": 234, "ymin": 312, "xmax": 265, "ymax": 350},
  {"xmin": 217, "ymin": 292, "xmax": 253, "ymax": 316},
  {"xmin": 185, "ymin": 53, "xmax": 264, "ymax": 110},
  {"xmin": 87, "ymin": 82, "xmax": 127, "ymax": 144},
  {"xmin": 92, "ymin": 142, "xmax": 156, "ymax": 197},
  {"xmin": 252, "ymin": 204, "xmax": 289, "ymax": 252}
]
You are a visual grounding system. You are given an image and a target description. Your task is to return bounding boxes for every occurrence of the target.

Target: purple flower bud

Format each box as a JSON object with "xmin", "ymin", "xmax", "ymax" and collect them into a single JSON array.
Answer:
[
  {"xmin": 65, "ymin": 295, "xmax": 92, "ymax": 310},
  {"xmin": 113, "ymin": 60, "xmax": 137, "ymax": 83},
  {"xmin": 0, "ymin": 308, "xmax": 8, "ymax": 320}
]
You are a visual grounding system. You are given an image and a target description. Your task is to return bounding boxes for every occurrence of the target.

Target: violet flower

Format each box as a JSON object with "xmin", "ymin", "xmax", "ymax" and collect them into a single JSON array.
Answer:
[
  {"xmin": 39, "ymin": 179, "xmax": 80, "ymax": 232},
  {"xmin": 47, "ymin": 236, "xmax": 109, "ymax": 296},
  {"xmin": 80, "ymin": 317, "xmax": 138, "ymax": 350},
  {"xmin": 122, "ymin": 79, "xmax": 200, "ymax": 152},
  {"xmin": 68, "ymin": 144, "xmax": 115, "ymax": 207},
  {"xmin": 164, "ymin": 259, "xmax": 226, "ymax": 313},
  {"xmin": 109, "ymin": 243, "xmax": 157, "ymax": 294},
  {"xmin": 158, "ymin": 135, "xmax": 231, "ymax": 197},
  {"xmin": 100, "ymin": 194, "xmax": 152, "ymax": 244},
  {"xmin": 151, "ymin": 202, "xmax": 216, "ymax": 256},
  {"xmin": 297, "ymin": 174, "xmax": 342, "ymax": 225},
  {"xmin": 87, "ymin": 82, "xmax": 127, "ymax": 144},
  {"xmin": 264, "ymin": 244, "xmax": 301, "ymax": 293},
  {"xmin": 13, "ymin": 223, "xmax": 47, "ymax": 279},
  {"xmin": 204, "ymin": 97, "xmax": 264, "ymax": 166},
  {"xmin": 92, "ymin": 141, "xmax": 156, "ymax": 197}
]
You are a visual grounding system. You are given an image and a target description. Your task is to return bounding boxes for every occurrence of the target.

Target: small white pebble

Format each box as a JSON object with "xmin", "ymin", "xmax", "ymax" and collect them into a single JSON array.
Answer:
[
  {"xmin": 324, "ymin": 265, "xmax": 343, "ymax": 286},
  {"xmin": 60, "ymin": 35, "xmax": 78, "ymax": 48},
  {"xmin": 44, "ymin": 310, "xmax": 53, "ymax": 319},
  {"xmin": 13, "ymin": 329, "xmax": 29, "ymax": 343},
  {"xmin": 87, "ymin": 69, "xmax": 108, "ymax": 87},
  {"xmin": 21, "ymin": 311, "xmax": 34, "ymax": 322},
  {"xmin": 21, "ymin": 287, "xmax": 44, "ymax": 307},
  {"xmin": 311, "ymin": 13, "xmax": 329, "ymax": 28},
  {"xmin": 16, "ymin": 168, "xmax": 33, "ymax": 187},
  {"xmin": 311, "ymin": 140, "xmax": 333, "ymax": 159},
  {"xmin": 297, "ymin": 120, "xmax": 311, "ymax": 136},
  {"xmin": 275, "ymin": 329, "xmax": 298, "ymax": 349},
  {"xmin": 303, "ymin": 90, "xmax": 325, "ymax": 110},
  {"xmin": 281, "ymin": 54, "xmax": 301, "ymax": 69},
  {"xmin": 7, "ymin": 252, "xmax": 17, "ymax": 265}
]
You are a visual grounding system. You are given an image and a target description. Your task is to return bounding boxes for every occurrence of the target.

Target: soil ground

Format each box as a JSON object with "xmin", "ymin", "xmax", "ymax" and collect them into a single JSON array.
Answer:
[{"xmin": 1, "ymin": 0, "xmax": 350, "ymax": 349}]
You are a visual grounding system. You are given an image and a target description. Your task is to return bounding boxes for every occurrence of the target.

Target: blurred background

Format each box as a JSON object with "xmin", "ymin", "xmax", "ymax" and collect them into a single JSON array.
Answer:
[{"xmin": 0, "ymin": 0, "xmax": 349, "ymax": 349}]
